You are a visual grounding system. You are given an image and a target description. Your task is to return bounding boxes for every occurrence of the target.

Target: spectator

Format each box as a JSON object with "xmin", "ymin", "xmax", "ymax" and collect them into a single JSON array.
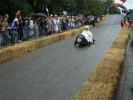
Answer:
[
  {"xmin": 90, "ymin": 16, "xmax": 95, "ymax": 27},
  {"xmin": 53, "ymin": 15, "xmax": 59, "ymax": 33},
  {"xmin": 38, "ymin": 17, "xmax": 47, "ymax": 36},
  {"xmin": 11, "ymin": 12, "xmax": 19, "ymax": 43},
  {"xmin": 23, "ymin": 18, "xmax": 30, "ymax": 40},
  {"xmin": 47, "ymin": 15, "xmax": 54, "ymax": 35},
  {"xmin": 29, "ymin": 18, "xmax": 34, "ymax": 38},
  {"xmin": 16, "ymin": 10, "xmax": 24, "ymax": 41},
  {"xmin": 61, "ymin": 16, "xmax": 68, "ymax": 31},
  {"xmin": 121, "ymin": 18, "xmax": 129, "ymax": 28},
  {"xmin": 1, "ymin": 14, "xmax": 10, "ymax": 46},
  {"xmin": 58, "ymin": 17, "xmax": 62, "ymax": 33},
  {"xmin": 0, "ymin": 13, "xmax": 95, "ymax": 47},
  {"xmin": 0, "ymin": 16, "xmax": 3, "ymax": 46},
  {"xmin": 0, "ymin": 33, "xmax": 2, "ymax": 47},
  {"xmin": 33, "ymin": 19, "xmax": 39, "ymax": 38}
]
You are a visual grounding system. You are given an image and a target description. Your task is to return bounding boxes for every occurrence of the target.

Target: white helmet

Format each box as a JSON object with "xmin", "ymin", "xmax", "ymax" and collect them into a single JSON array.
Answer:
[{"xmin": 84, "ymin": 26, "xmax": 90, "ymax": 30}]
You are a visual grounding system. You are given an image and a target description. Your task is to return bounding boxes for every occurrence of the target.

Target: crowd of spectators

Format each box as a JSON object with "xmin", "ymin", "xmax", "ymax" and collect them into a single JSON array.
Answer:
[{"xmin": 0, "ymin": 10, "xmax": 102, "ymax": 47}]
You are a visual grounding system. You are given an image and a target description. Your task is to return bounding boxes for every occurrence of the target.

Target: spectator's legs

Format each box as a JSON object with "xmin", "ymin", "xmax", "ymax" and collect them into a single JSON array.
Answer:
[
  {"xmin": 1, "ymin": 32, "xmax": 10, "ymax": 46},
  {"xmin": 3, "ymin": 32, "xmax": 10, "ymax": 46},
  {"xmin": 0, "ymin": 34, "xmax": 2, "ymax": 47},
  {"xmin": 11, "ymin": 30, "xmax": 18, "ymax": 43},
  {"xmin": 23, "ymin": 28, "xmax": 30, "ymax": 41},
  {"xmin": 18, "ymin": 28, "xmax": 23, "ymax": 41}
]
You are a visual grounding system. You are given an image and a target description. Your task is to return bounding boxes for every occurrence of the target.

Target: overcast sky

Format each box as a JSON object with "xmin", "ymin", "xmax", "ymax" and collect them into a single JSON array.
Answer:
[{"xmin": 115, "ymin": 0, "xmax": 133, "ymax": 9}]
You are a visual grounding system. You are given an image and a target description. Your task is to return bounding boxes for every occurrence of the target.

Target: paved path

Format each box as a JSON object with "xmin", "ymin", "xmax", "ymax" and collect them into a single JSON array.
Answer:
[
  {"xmin": 0, "ymin": 15, "xmax": 122, "ymax": 100},
  {"xmin": 117, "ymin": 28, "xmax": 133, "ymax": 100}
]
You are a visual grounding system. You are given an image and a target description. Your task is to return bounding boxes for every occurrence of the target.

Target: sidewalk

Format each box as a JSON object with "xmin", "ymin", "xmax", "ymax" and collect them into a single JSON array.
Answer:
[{"xmin": 117, "ymin": 28, "xmax": 133, "ymax": 100}]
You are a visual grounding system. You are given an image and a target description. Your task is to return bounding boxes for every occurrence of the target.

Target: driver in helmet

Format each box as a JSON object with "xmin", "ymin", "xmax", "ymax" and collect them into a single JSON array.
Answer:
[{"xmin": 74, "ymin": 26, "xmax": 95, "ymax": 47}]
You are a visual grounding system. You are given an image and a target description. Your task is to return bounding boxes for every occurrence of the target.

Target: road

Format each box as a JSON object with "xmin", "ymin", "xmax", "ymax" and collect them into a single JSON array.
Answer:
[{"xmin": 0, "ymin": 15, "xmax": 122, "ymax": 100}]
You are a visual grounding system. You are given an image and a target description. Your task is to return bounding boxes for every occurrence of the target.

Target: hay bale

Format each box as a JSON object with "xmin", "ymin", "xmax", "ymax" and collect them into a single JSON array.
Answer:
[
  {"xmin": 118, "ymin": 32, "xmax": 129, "ymax": 37},
  {"xmin": 73, "ymin": 82, "xmax": 114, "ymax": 100},
  {"xmin": 117, "ymin": 34, "xmax": 129, "ymax": 39},
  {"xmin": 112, "ymin": 35, "xmax": 129, "ymax": 49},
  {"xmin": 103, "ymin": 48, "xmax": 125, "ymax": 62},
  {"xmin": 89, "ymin": 66, "xmax": 120, "ymax": 85},
  {"xmin": 0, "ymin": 45, "xmax": 29, "ymax": 63},
  {"xmin": 118, "ymin": 28, "xmax": 129, "ymax": 36},
  {"xmin": 36, "ymin": 35, "xmax": 59, "ymax": 47},
  {"xmin": 112, "ymin": 28, "xmax": 129, "ymax": 49},
  {"xmin": 78, "ymin": 81, "xmax": 92, "ymax": 96},
  {"xmin": 100, "ymin": 59, "xmax": 122, "ymax": 70},
  {"xmin": 130, "ymin": 24, "xmax": 133, "ymax": 28},
  {"xmin": 105, "ymin": 50, "xmax": 125, "ymax": 58},
  {"xmin": 103, "ymin": 53, "xmax": 124, "ymax": 64},
  {"xmin": 0, "ymin": 48, "xmax": 13, "ymax": 63},
  {"xmin": 85, "ymin": 48, "xmax": 125, "ymax": 96},
  {"xmin": 10, "ymin": 46, "xmax": 27, "ymax": 58},
  {"xmin": 106, "ymin": 48, "xmax": 125, "ymax": 54}
]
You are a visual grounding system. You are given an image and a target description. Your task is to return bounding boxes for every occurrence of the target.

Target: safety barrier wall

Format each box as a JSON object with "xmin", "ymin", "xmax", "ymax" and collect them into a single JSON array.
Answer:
[
  {"xmin": 0, "ymin": 28, "xmax": 83, "ymax": 64},
  {"xmin": 72, "ymin": 26, "xmax": 129, "ymax": 100}
]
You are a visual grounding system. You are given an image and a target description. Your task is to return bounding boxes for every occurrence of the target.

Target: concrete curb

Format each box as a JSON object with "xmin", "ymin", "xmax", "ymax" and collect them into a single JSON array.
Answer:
[{"xmin": 72, "ymin": 26, "xmax": 129, "ymax": 100}]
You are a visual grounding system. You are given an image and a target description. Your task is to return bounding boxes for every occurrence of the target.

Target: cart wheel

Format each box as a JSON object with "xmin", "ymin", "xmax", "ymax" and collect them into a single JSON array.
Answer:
[{"xmin": 74, "ymin": 42, "xmax": 79, "ymax": 48}]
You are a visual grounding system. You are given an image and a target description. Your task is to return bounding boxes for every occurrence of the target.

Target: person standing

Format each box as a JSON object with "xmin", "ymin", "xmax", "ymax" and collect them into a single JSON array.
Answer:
[
  {"xmin": 11, "ymin": 12, "xmax": 19, "ymax": 43},
  {"xmin": 29, "ymin": 18, "xmax": 34, "ymax": 38},
  {"xmin": 33, "ymin": 19, "xmax": 39, "ymax": 38},
  {"xmin": 16, "ymin": 10, "xmax": 24, "ymax": 41},
  {"xmin": 1, "ymin": 14, "xmax": 10, "ymax": 46},
  {"xmin": 47, "ymin": 16, "xmax": 54, "ymax": 35},
  {"xmin": 0, "ymin": 16, "xmax": 3, "ymax": 46},
  {"xmin": 121, "ymin": 18, "xmax": 129, "ymax": 28},
  {"xmin": 53, "ymin": 15, "xmax": 59, "ymax": 33}
]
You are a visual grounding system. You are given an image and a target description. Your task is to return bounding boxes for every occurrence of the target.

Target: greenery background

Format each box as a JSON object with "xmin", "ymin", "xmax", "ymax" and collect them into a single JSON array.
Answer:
[{"xmin": 0, "ymin": 0, "xmax": 120, "ymax": 20}]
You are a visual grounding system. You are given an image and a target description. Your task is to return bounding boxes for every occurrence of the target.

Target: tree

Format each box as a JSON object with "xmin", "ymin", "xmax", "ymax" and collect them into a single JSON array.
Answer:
[{"xmin": 0, "ymin": 0, "xmax": 115, "ymax": 19}]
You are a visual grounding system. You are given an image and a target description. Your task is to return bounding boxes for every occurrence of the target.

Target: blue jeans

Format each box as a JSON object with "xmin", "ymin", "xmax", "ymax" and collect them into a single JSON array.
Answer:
[
  {"xmin": 11, "ymin": 30, "xmax": 18, "ymax": 43},
  {"xmin": 0, "ymin": 31, "xmax": 10, "ymax": 46},
  {"xmin": 0, "ymin": 34, "xmax": 2, "ymax": 47}
]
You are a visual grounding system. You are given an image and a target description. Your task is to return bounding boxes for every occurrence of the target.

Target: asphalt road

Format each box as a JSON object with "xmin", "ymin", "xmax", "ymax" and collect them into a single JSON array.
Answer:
[{"xmin": 0, "ymin": 15, "xmax": 122, "ymax": 100}]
